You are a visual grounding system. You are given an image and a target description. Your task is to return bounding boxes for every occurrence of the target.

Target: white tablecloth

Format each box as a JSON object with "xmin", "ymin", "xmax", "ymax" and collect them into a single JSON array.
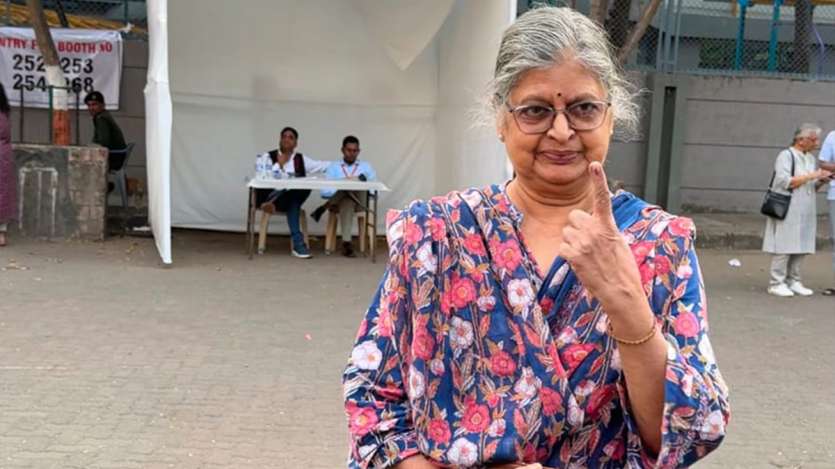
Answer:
[{"xmin": 247, "ymin": 177, "xmax": 390, "ymax": 192}]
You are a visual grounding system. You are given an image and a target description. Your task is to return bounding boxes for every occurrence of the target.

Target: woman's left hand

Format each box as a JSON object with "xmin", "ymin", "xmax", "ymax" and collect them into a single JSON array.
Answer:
[{"xmin": 559, "ymin": 162, "xmax": 646, "ymax": 318}]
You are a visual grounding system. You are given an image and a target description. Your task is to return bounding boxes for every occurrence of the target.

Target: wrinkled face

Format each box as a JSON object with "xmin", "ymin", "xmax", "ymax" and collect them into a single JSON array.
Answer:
[
  {"xmin": 342, "ymin": 142, "xmax": 360, "ymax": 164},
  {"xmin": 498, "ymin": 59, "xmax": 614, "ymax": 192},
  {"xmin": 279, "ymin": 130, "xmax": 298, "ymax": 153},
  {"xmin": 796, "ymin": 133, "xmax": 820, "ymax": 152},
  {"xmin": 86, "ymin": 100, "xmax": 104, "ymax": 116}
]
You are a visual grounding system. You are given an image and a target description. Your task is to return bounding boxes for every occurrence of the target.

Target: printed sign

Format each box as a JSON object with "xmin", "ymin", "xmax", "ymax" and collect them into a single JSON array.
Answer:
[{"xmin": 0, "ymin": 27, "xmax": 123, "ymax": 109}]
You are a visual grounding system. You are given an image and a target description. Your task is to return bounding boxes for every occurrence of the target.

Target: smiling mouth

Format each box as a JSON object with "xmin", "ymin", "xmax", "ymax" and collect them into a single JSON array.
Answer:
[{"xmin": 537, "ymin": 151, "xmax": 581, "ymax": 165}]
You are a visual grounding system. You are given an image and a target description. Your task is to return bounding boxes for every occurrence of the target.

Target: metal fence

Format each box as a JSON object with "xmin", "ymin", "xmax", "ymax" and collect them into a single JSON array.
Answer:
[
  {"xmin": 0, "ymin": 0, "xmax": 146, "ymax": 37},
  {"xmin": 523, "ymin": 0, "xmax": 835, "ymax": 80}
]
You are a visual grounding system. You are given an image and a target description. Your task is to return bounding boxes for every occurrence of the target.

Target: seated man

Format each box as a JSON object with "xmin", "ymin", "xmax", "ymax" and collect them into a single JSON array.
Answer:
[
  {"xmin": 84, "ymin": 91, "xmax": 127, "ymax": 171},
  {"xmin": 311, "ymin": 135, "xmax": 376, "ymax": 257},
  {"xmin": 254, "ymin": 126, "xmax": 329, "ymax": 259}
]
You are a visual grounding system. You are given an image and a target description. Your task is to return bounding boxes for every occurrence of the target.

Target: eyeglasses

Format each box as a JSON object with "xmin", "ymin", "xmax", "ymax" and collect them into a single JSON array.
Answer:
[{"xmin": 506, "ymin": 100, "xmax": 611, "ymax": 134}]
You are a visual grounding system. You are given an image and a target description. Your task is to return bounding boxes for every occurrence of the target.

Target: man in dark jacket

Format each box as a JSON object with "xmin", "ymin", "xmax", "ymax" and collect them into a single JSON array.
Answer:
[{"xmin": 85, "ymin": 91, "xmax": 127, "ymax": 171}]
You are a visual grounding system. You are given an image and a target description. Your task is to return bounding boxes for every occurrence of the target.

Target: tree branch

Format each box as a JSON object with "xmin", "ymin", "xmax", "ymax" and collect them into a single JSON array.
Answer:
[
  {"xmin": 616, "ymin": 0, "xmax": 662, "ymax": 64},
  {"xmin": 25, "ymin": 0, "xmax": 59, "ymax": 66}
]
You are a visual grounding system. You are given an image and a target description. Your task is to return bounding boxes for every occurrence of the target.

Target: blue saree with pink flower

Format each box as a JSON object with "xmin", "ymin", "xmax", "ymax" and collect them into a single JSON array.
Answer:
[{"xmin": 343, "ymin": 185, "xmax": 729, "ymax": 469}]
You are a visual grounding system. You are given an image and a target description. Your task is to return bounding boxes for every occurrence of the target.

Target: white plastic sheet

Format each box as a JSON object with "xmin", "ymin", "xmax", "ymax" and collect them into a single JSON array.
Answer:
[
  {"xmin": 349, "ymin": 0, "xmax": 455, "ymax": 70},
  {"xmin": 435, "ymin": 0, "xmax": 516, "ymax": 190},
  {"xmin": 145, "ymin": 0, "xmax": 172, "ymax": 264}
]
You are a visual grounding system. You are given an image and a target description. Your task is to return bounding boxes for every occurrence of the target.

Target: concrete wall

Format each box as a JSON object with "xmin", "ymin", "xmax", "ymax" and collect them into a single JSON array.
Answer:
[
  {"xmin": 676, "ymin": 74, "xmax": 835, "ymax": 213},
  {"xmin": 602, "ymin": 72, "xmax": 835, "ymax": 214},
  {"xmin": 607, "ymin": 72, "xmax": 650, "ymax": 196},
  {"xmin": 8, "ymin": 39, "xmax": 147, "ymax": 189},
  {"xmin": 12, "ymin": 144, "xmax": 108, "ymax": 240}
]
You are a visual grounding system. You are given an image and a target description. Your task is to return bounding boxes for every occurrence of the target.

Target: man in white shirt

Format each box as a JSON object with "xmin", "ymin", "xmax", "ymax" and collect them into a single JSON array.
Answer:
[
  {"xmin": 819, "ymin": 130, "xmax": 835, "ymax": 295},
  {"xmin": 311, "ymin": 135, "xmax": 376, "ymax": 257},
  {"xmin": 254, "ymin": 127, "xmax": 329, "ymax": 258}
]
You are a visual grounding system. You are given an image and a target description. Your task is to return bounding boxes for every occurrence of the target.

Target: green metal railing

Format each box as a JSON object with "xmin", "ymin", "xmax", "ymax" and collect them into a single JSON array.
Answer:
[{"xmin": 518, "ymin": 0, "xmax": 835, "ymax": 80}]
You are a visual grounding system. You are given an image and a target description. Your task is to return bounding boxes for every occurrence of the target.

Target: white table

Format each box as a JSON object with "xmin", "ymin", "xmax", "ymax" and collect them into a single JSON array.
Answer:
[{"xmin": 246, "ymin": 177, "xmax": 391, "ymax": 262}]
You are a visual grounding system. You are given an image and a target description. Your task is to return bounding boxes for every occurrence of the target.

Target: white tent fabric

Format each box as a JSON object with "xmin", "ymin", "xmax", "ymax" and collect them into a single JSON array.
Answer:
[
  {"xmin": 350, "ymin": 0, "xmax": 455, "ymax": 71},
  {"xmin": 436, "ymin": 0, "xmax": 515, "ymax": 193},
  {"xmin": 144, "ymin": 0, "xmax": 172, "ymax": 264},
  {"xmin": 146, "ymin": 0, "xmax": 513, "ymax": 262}
]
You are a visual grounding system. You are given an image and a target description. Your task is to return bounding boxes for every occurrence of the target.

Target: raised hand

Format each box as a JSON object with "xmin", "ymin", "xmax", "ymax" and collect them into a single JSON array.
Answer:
[{"xmin": 558, "ymin": 162, "xmax": 645, "ymax": 316}]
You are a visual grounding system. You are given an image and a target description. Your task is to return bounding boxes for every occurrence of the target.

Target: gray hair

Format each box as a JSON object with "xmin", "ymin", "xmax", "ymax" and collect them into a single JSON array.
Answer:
[
  {"xmin": 483, "ymin": 6, "xmax": 640, "ymax": 139},
  {"xmin": 793, "ymin": 123, "xmax": 822, "ymax": 142}
]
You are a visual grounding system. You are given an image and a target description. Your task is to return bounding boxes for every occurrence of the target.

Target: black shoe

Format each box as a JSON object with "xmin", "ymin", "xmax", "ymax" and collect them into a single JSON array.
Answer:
[
  {"xmin": 341, "ymin": 241, "xmax": 356, "ymax": 258},
  {"xmin": 311, "ymin": 205, "xmax": 327, "ymax": 223}
]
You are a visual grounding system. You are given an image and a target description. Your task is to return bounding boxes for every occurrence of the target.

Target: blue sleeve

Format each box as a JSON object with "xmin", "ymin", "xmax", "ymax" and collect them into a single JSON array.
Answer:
[
  {"xmin": 620, "ymin": 219, "xmax": 730, "ymax": 467},
  {"xmin": 320, "ymin": 163, "xmax": 340, "ymax": 199},
  {"xmin": 325, "ymin": 162, "xmax": 341, "ymax": 180},
  {"xmin": 343, "ymin": 208, "xmax": 423, "ymax": 468},
  {"xmin": 820, "ymin": 132, "xmax": 835, "ymax": 163}
]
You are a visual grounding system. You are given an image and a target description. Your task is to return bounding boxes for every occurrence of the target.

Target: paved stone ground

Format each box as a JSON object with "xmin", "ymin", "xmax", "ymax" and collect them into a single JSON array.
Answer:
[
  {"xmin": 1, "ymin": 231, "xmax": 834, "ymax": 469},
  {"xmin": 689, "ymin": 213, "xmax": 832, "ymax": 251}
]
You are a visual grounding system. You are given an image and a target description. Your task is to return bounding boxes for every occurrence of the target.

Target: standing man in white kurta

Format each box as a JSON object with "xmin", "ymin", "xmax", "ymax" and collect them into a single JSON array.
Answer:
[
  {"xmin": 818, "ymin": 130, "xmax": 835, "ymax": 296},
  {"xmin": 763, "ymin": 124, "xmax": 832, "ymax": 297}
]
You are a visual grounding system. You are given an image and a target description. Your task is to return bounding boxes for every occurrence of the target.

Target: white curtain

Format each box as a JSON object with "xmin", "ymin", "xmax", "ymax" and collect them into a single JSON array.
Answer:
[
  {"xmin": 349, "ymin": 0, "xmax": 455, "ymax": 70},
  {"xmin": 435, "ymin": 0, "xmax": 516, "ymax": 191},
  {"xmin": 144, "ymin": 0, "xmax": 172, "ymax": 264}
]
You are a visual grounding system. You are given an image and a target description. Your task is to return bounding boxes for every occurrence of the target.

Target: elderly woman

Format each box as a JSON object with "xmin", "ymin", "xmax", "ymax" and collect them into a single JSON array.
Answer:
[
  {"xmin": 763, "ymin": 124, "xmax": 832, "ymax": 297},
  {"xmin": 343, "ymin": 7, "xmax": 729, "ymax": 469}
]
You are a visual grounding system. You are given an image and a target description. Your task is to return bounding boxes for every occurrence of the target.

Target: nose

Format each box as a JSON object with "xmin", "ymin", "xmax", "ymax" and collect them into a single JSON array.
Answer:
[{"xmin": 545, "ymin": 110, "xmax": 575, "ymax": 142}]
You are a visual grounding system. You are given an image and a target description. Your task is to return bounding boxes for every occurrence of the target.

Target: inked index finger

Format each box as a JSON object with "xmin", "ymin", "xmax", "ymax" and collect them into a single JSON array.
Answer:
[{"xmin": 589, "ymin": 162, "xmax": 614, "ymax": 223}]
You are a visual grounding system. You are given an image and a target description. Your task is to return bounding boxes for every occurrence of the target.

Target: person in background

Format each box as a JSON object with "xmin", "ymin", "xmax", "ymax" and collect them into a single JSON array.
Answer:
[
  {"xmin": 0, "ymin": 83, "xmax": 15, "ymax": 247},
  {"xmin": 254, "ymin": 126, "xmax": 329, "ymax": 258},
  {"xmin": 84, "ymin": 91, "xmax": 127, "ymax": 172},
  {"xmin": 312, "ymin": 135, "xmax": 377, "ymax": 257},
  {"xmin": 818, "ymin": 129, "xmax": 835, "ymax": 296},
  {"xmin": 763, "ymin": 124, "xmax": 831, "ymax": 297}
]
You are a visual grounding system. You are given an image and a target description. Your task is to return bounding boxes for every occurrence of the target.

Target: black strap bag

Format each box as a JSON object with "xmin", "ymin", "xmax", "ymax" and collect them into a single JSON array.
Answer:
[{"xmin": 760, "ymin": 150, "xmax": 796, "ymax": 220}]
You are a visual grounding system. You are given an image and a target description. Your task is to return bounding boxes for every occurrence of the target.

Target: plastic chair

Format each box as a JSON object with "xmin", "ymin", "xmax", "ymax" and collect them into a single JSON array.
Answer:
[
  {"xmin": 324, "ymin": 209, "xmax": 373, "ymax": 255},
  {"xmin": 108, "ymin": 143, "xmax": 135, "ymax": 208},
  {"xmin": 257, "ymin": 209, "xmax": 309, "ymax": 254}
]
